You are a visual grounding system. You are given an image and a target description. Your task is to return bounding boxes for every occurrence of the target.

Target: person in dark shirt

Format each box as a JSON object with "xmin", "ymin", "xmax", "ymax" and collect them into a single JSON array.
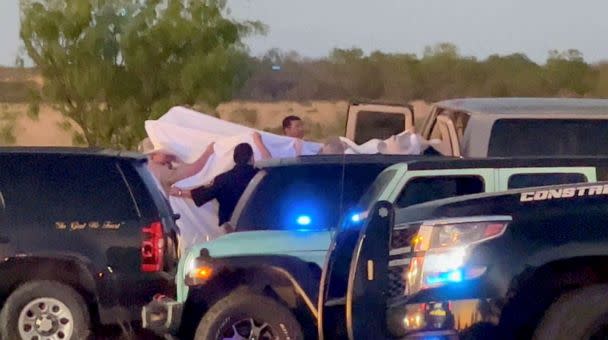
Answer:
[{"xmin": 169, "ymin": 143, "xmax": 258, "ymax": 230}]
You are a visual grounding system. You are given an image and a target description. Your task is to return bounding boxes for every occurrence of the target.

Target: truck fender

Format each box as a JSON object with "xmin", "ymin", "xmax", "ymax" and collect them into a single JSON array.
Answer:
[
  {"xmin": 0, "ymin": 254, "xmax": 99, "ymax": 308},
  {"xmin": 187, "ymin": 255, "xmax": 321, "ymax": 319}
]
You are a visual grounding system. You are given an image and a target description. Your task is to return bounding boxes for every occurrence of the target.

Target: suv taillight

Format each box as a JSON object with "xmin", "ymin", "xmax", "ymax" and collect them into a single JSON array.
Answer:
[{"xmin": 141, "ymin": 221, "xmax": 164, "ymax": 272}]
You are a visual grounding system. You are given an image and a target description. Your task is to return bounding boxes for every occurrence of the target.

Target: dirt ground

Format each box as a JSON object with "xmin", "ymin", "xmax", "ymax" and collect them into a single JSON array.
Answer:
[{"xmin": 0, "ymin": 100, "xmax": 432, "ymax": 147}]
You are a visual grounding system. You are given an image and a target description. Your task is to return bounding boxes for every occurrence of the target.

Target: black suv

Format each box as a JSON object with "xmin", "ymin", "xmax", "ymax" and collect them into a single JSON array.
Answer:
[{"xmin": 0, "ymin": 148, "xmax": 179, "ymax": 339}]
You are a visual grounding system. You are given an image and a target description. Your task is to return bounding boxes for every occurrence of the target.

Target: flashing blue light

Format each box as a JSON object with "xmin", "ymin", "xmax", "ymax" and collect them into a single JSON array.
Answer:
[
  {"xmin": 296, "ymin": 215, "xmax": 311, "ymax": 226},
  {"xmin": 426, "ymin": 269, "xmax": 463, "ymax": 286},
  {"xmin": 350, "ymin": 213, "xmax": 361, "ymax": 223}
]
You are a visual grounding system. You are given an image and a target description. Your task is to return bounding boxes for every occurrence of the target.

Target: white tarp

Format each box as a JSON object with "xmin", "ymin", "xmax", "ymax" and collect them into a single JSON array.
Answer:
[
  {"xmin": 145, "ymin": 106, "xmax": 439, "ymax": 252},
  {"xmin": 145, "ymin": 106, "xmax": 322, "ymax": 252}
]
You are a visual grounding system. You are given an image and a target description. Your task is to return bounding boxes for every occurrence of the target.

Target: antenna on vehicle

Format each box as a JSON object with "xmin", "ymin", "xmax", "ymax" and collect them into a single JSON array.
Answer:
[{"xmin": 338, "ymin": 150, "xmax": 347, "ymax": 226}]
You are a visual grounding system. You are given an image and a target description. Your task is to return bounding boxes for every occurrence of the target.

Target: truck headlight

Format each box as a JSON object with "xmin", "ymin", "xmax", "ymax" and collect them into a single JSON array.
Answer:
[{"xmin": 406, "ymin": 217, "xmax": 511, "ymax": 295}]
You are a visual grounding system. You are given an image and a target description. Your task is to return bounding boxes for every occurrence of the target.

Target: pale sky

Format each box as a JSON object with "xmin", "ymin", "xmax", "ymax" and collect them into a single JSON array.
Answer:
[{"xmin": 3, "ymin": 0, "xmax": 608, "ymax": 66}]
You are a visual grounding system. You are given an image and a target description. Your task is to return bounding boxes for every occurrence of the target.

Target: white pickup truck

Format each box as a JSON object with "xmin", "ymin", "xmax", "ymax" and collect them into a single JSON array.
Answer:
[{"xmin": 348, "ymin": 97, "xmax": 608, "ymax": 157}]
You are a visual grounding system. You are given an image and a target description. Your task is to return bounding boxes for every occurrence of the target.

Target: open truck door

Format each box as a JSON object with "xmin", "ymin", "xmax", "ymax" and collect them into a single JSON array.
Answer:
[
  {"xmin": 318, "ymin": 201, "xmax": 393, "ymax": 340},
  {"xmin": 346, "ymin": 102, "xmax": 414, "ymax": 145}
]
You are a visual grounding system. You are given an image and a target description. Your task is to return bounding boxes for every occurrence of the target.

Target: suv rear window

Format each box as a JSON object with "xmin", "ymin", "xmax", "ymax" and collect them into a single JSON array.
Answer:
[
  {"xmin": 236, "ymin": 164, "xmax": 386, "ymax": 230},
  {"xmin": 507, "ymin": 173, "xmax": 588, "ymax": 189},
  {"xmin": 354, "ymin": 111, "xmax": 405, "ymax": 144},
  {"xmin": 396, "ymin": 176, "xmax": 485, "ymax": 208},
  {"xmin": 0, "ymin": 155, "xmax": 139, "ymax": 223},
  {"xmin": 489, "ymin": 119, "xmax": 608, "ymax": 156}
]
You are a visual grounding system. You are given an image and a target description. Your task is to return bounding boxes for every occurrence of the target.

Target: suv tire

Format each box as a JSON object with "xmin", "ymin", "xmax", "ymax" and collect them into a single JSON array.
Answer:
[
  {"xmin": 0, "ymin": 280, "xmax": 91, "ymax": 340},
  {"xmin": 534, "ymin": 284, "xmax": 608, "ymax": 340},
  {"xmin": 194, "ymin": 290, "xmax": 303, "ymax": 340}
]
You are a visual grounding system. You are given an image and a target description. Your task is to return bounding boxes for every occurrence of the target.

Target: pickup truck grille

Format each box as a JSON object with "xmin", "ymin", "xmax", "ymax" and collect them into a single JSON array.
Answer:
[
  {"xmin": 388, "ymin": 266, "xmax": 406, "ymax": 298},
  {"xmin": 391, "ymin": 227, "xmax": 418, "ymax": 249},
  {"xmin": 388, "ymin": 224, "xmax": 421, "ymax": 299}
]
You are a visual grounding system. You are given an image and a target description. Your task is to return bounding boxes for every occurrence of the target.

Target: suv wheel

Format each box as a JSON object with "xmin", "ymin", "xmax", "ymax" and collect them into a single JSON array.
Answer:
[
  {"xmin": 534, "ymin": 284, "xmax": 608, "ymax": 340},
  {"xmin": 195, "ymin": 290, "xmax": 303, "ymax": 340},
  {"xmin": 0, "ymin": 281, "xmax": 91, "ymax": 340}
]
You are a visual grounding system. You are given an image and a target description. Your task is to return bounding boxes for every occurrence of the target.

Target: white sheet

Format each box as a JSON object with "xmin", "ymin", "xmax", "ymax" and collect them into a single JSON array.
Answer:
[{"xmin": 145, "ymin": 107, "xmax": 322, "ymax": 252}]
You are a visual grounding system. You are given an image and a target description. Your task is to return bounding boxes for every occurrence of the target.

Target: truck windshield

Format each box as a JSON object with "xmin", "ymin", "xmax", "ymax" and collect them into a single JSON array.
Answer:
[
  {"xmin": 235, "ymin": 163, "xmax": 387, "ymax": 231},
  {"xmin": 358, "ymin": 169, "xmax": 397, "ymax": 211},
  {"xmin": 489, "ymin": 119, "xmax": 608, "ymax": 156}
]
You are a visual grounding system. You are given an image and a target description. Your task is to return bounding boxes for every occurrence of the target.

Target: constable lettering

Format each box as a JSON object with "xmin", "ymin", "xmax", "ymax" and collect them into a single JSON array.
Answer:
[
  {"xmin": 563, "ymin": 188, "xmax": 576, "ymax": 198},
  {"xmin": 521, "ymin": 184, "xmax": 608, "ymax": 202},
  {"xmin": 534, "ymin": 191, "xmax": 549, "ymax": 201},
  {"xmin": 548, "ymin": 189, "xmax": 562, "ymax": 199},
  {"xmin": 589, "ymin": 185, "xmax": 604, "ymax": 196},
  {"xmin": 521, "ymin": 192, "xmax": 535, "ymax": 202}
]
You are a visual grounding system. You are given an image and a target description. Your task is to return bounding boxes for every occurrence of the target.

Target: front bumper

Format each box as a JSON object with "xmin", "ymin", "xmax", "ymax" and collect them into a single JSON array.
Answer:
[
  {"xmin": 141, "ymin": 297, "xmax": 184, "ymax": 338},
  {"xmin": 389, "ymin": 299, "xmax": 500, "ymax": 339}
]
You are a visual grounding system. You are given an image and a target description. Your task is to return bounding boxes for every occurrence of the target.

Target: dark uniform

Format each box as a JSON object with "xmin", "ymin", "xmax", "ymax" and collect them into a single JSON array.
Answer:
[{"xmin": 191, "ymin": 164, "xmax": 258, "ymax": 225}]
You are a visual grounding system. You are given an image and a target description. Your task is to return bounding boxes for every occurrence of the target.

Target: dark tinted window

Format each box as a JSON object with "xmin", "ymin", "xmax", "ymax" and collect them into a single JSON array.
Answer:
[
  {"xmin": 598, "ymin": 167, "xmax": 608, "ymax": 181},
  {"xmin": 237, "ymin": 164, "xmax": 386, "ymax": 230},
  {"xmin": 489, "ymin": 119, "xmax": 608, "ymax": 156},
  {"xmin": 121, "ymin": 160, "xmax": 173, "ymax": 220},
  {"xmin": 396, "ymin": 176, "xmax": 484, "ymax": 208},
  {"xmin": 354, "ymin": 111, "xmax": 405, "ymax": 144},
  {"xmin": 0, "ymin": 155, "xmax": 139, "ymax": 223},
  {"xmin": 507, "ymin": 173, "xmax": 588, "ymax": 189}
]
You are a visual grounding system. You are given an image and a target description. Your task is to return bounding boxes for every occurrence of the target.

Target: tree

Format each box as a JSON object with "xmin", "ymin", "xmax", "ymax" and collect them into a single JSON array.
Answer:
[
  {"xmin": 545, "ymin": 49, "xmax": 593, "ymax": 95},
  {"xmin": 20, "ymin": 0, "xmax": 265, "ymax": 148}
]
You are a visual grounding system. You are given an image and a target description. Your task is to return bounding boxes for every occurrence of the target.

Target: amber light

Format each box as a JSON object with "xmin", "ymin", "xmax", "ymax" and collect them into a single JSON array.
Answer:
[{"xmin": 192, "ymin": 266, "xmax": 214, "ymax": 280}]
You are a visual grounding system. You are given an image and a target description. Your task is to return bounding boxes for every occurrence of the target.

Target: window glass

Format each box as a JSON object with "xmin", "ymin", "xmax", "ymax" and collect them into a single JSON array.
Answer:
[
  {"xmin": 396, "ymin": 176, "xmax": 485, "ymax": 208},
  {"xmin": 489, "ymin": 119, "xmax": 608, "ymax": 156},
  {"xmin": 507, "ymin": 173, "xmax": 588, "ymax": 189},
  {"xmin": 354, "ymin": 111, "xmax": 405, "ymax": 144},
  {"xmin": 0, "ymin": 155, "xmax": 138, "ymax": 223},
  {"xmin": 358, "ymin": 169, "xmax": 397, "ymax": 211}
]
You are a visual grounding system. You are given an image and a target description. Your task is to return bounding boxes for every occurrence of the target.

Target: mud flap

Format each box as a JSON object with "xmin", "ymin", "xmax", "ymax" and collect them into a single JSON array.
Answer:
[{"xmin": 318, "ymin": 201, "xmax": 393, "ymax": 340}]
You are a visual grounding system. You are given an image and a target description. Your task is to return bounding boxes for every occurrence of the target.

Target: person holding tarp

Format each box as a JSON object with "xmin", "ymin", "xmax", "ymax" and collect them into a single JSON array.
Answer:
[
  {"xmin": 169, "ymin": 143, "xmax": 258, "ymax": 233},
  {"xmin": 139, "ymin": 137, "xmax": 215, "ymax": 195}
]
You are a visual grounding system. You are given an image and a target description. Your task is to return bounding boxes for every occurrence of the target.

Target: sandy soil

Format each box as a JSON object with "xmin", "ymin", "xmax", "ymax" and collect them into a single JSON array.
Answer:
[
  {"xmin": 0, "ymin": 100, "xmax": 432, "ymax": 147},
  {"xmin": 0, "ymin": 103, "xmax": 81, "ymax": 146}
]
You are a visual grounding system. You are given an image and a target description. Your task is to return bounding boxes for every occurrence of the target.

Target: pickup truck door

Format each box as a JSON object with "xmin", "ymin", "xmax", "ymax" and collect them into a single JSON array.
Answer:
[
  {"xmin": 318, "ymin": 201, "xmax": 393, "ymax": 340},
  {"xmin": 420, "ymin": 106, "xmax": 441, "ymax": 139},
  {"xmin": 433, "ymin": 115, "xmax": 461, "ymax": 156},
  {"xmin": 345, "ymin": 102, "xmax": 414, "ymax": 145}
]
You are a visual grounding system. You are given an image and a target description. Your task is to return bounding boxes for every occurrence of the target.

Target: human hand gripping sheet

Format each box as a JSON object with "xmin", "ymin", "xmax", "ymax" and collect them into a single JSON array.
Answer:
[{"xmin": 145, "ymin": 106, "xmax": 322, "ymax": 252}]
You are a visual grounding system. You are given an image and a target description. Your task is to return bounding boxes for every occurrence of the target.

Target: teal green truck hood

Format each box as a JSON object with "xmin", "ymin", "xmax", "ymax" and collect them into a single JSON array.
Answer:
[{"xmin": 176, "ymin": 230, "xmax": 332, "ymax": 302}]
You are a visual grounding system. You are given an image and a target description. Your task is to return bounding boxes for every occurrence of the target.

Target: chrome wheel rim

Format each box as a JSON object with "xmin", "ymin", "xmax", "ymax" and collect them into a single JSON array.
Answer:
[
  {"xmin": 221, "ymin": 318, "xmax": 275, "ymax": 340},
  {"xmin": 18, "ymin": 297, "xmax": 74, "ymax": 340}
]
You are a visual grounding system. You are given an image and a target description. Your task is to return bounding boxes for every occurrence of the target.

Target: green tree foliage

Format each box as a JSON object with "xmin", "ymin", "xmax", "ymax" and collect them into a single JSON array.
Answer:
[
  {"xmin": 20, "ymin": 0, "xmax": 264, "ymax": 148},
  {"xmin": 236, "ymin": 44, "xmax": 600, "ymax": 103}
]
